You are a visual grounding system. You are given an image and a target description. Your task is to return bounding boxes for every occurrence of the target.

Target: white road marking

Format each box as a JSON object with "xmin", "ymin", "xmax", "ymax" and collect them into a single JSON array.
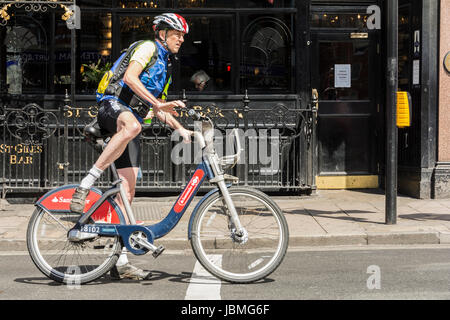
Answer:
[{"xmin": 185, "ymin": 255, "xmax": 222, "ymax": 300}]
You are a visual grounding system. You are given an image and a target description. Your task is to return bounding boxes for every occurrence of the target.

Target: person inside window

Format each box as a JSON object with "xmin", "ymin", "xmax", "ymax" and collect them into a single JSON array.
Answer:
[{"xmin": 190, "ymin": 70, "xmax": 213, "ymax": 91}]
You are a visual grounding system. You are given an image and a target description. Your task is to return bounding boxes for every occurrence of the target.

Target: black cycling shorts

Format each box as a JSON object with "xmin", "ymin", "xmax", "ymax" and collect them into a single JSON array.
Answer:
[{"xmin": 97, "ymin": 99, "xmax": 141, "ymax": 169}]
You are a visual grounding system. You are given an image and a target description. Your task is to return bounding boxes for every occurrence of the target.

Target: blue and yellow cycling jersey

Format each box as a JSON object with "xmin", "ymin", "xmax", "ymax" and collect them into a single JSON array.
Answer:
[{"xmin": 99, "ymin": 40, "xmax": 171, "ymax": 123}]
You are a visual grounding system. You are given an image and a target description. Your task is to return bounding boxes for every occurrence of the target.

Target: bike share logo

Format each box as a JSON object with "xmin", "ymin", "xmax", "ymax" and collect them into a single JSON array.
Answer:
[
  {"xmin": 174, "ymin": 170, "xmax": 204, "ymax": 213},
  {"xmin": 51, "ymin": 196, "xmax": 90, "ymax": 204}
]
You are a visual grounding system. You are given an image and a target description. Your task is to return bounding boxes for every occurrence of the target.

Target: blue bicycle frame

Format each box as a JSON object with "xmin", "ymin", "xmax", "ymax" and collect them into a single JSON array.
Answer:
[
  {"xmin": 71, "ymin": 159, "xmax": 226, "ymax": 255},
  {"xmin": 63, "ymin": 116, "xmax": 242, "ymax": 256}
]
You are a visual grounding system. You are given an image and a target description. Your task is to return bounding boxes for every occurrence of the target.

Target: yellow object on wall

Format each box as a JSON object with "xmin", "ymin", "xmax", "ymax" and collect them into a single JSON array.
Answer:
[{"xmin": 397, "ymin": 91, "xmax": 412, "ymax": 128}]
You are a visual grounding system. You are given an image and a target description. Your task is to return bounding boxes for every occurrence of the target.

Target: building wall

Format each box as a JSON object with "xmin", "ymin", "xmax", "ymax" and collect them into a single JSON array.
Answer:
[
  {"xmin": 432, "ymin": 0, "xmax": 450, "ymax": 198},
  {"xmin": 438, "ymin": 0, "xmax": 450, "ymax": 161}
]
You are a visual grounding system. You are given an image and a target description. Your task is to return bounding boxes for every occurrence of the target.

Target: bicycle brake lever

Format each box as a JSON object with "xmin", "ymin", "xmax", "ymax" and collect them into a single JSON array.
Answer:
[{"xmin": 187, "ymin": 108, "xmax": 202, "ymax": 121}]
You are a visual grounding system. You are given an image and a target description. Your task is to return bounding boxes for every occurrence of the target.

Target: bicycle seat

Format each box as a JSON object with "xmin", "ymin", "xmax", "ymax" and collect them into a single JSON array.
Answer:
[
  {"xmin": 84, "ymin": 119, "xmax": 113, "ymax": 140},
  {"xmin": 83, "ymin": 119, "xmax": 113, "ymax": 153}
]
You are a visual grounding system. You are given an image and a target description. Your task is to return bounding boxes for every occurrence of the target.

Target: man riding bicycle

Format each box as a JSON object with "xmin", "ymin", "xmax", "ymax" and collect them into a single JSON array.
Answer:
[{"xmin": 70, "ymin": 13, "xmax": 192, "ymax": 280}]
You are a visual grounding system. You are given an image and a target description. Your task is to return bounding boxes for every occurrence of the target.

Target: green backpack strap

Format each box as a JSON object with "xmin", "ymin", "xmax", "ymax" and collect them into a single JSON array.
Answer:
[{"xmin": 160, "ymin": 57, "xmax": 173, "ymax": 100}]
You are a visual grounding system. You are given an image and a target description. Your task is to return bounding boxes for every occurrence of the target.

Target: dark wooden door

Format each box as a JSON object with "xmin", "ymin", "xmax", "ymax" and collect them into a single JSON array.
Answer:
[{"xmin": 311, "ymin": 32, "xmax": 380, "ymax": 181}]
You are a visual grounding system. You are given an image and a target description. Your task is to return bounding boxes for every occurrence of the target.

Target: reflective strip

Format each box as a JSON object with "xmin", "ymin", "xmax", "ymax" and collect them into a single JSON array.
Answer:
[{"xmin": 161, "ymin": 75, "xmax": 171, "ymax": 100}]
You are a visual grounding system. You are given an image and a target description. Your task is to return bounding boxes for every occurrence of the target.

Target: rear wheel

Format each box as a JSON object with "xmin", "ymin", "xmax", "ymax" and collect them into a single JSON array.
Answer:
[
  {"xmin": 27, "ymin": 207, "xmax": 122, "ymax": 285},
  {"xmin": 191, "ymin": 187, "xmax": 289, "ymax": 283}
]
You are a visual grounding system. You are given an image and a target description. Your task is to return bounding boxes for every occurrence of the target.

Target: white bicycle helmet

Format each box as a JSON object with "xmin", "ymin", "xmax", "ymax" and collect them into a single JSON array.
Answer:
[{"xmin": 153, "ymin": 13, "xmax": 189, "ymax": 34}]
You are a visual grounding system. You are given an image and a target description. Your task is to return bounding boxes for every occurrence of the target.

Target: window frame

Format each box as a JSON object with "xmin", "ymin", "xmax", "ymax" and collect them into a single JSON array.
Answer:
[
  {"xmin": 15, "ymin": 5, "xmax": 297, "ymax": 96},
  {"xmin": 111, "ymin": 8, "xmax": 296, "ymax": 95},
  {"xmin": 174, "ymin": 13, "xmax": 236, "ymax": 95},
  {"xmin": 239, "ymin": 13, "xmax": 295, "ymax": 94}
]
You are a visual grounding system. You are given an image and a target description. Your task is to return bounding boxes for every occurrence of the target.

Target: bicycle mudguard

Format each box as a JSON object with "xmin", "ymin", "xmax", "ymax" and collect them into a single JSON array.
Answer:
[
  {"xmin": 35, "ymin": 184, "xmax": 126, "ymax": 224},
  {"xmin": 187, "ymin": 183, "xmax": 232, "ymax": 240}
]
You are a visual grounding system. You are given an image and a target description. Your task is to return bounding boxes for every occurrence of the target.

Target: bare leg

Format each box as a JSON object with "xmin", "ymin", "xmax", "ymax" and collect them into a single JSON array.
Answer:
[
  {"xmin": 111, "ymin": 166, "xmax": 151, "ymax": 280},
  {"xmin": 115, "ymin": 167, "xmax": 139, "ymax": 224},
  {"xmin": 95, "ymin": 111, "xmax": 141, "ymax": 171},
  {"xmin": 71, "ymin": 111, "xmax": 141, "ymax": 214}
]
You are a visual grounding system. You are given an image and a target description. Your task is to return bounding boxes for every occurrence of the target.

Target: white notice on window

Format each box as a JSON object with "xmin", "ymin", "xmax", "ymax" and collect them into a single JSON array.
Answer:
[
  {"xmin": 413, "ymin": 60, "xmax": 420, "ymax": 85},
  {"xmin": 334, "ymin": 64, "xmax": 351, "ymax": 88}
]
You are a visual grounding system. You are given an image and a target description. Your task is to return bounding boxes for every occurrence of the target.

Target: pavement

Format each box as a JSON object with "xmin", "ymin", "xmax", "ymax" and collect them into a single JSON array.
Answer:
[{"xmin": 1, "ymin": 188, "xmax": 450, "ymax": 252}]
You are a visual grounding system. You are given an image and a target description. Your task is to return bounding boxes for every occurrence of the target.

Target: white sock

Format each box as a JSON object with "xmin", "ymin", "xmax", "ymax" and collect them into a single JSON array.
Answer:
[
  {"xmin": 116, "ymin": 248, "xmax": 129, "ymax": 267},
  {"xmin": 79, "ymin": 165, "xmax": 103, "ymax": 190}
]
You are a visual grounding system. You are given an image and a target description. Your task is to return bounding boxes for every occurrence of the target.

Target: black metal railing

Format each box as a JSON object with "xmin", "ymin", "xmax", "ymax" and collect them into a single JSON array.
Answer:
[{"xmin": 0, "ymin": 93, "xmax": 313, "ymax": 196}]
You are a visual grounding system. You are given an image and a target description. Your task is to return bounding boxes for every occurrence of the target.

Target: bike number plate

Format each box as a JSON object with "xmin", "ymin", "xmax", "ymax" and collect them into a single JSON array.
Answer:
[{"xmin": 81, "ymin": 225, "xmax": 100, "ymax": 233}]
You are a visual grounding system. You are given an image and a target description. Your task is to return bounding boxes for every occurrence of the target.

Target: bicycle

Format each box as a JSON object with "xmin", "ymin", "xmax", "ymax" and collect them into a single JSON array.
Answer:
[{"xmin": 26, "ymin": 109, "xmax": 289, "ymax": 284}]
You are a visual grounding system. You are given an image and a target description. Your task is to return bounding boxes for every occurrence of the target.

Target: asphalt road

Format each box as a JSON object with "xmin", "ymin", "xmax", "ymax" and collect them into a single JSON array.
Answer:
[{"xmin": 1, "ymin": 245, "xmax": 450, "ymax": 300}]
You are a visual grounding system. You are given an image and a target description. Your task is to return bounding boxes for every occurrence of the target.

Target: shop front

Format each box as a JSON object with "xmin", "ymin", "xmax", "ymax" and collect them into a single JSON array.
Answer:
[{"xmin": 0, "ymin": 0, "xmax": 441, "ymax": 199}]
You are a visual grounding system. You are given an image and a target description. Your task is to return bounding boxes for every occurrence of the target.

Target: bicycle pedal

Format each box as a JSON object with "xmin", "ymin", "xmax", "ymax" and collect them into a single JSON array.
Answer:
[{"xmin": 152, "ymin": 245, "xmax": 165, "ymax": 258}]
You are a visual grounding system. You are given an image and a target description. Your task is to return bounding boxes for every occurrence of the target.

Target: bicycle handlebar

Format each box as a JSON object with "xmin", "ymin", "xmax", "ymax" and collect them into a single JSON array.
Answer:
[
  {"xmin": 186, "ymin": 107, "xmax": 242, "ymax": 168},
  {"xmin": 187, "ymin": 108, "xmax": 203, "ymax": 121}
]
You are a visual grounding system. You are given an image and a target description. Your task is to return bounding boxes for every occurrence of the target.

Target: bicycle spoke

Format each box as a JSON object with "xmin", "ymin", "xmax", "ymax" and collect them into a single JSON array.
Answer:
[
  {"xmin": 28, "ymin": 207, "xmax": 121, "ymax": 284},
  {"xmin": 193, "ymin": 189, "xmax": 288, "ymax": 283},
  {"xmin": 41, "ymin": 210, "xmax": 70, "ymax": 231}
]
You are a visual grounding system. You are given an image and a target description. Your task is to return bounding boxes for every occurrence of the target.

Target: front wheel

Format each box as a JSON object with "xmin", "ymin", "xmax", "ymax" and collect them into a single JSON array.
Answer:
[
  {"xmin": 191, "ymin": 187, "xmax": 289, "ymax": 283},
  {"xmin": 27, "ymin": 207, "xmax": 122, "ymax": 285}
]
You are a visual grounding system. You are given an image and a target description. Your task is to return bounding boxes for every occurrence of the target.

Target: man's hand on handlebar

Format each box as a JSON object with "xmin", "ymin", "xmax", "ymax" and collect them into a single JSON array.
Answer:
[{"xmin": 154, "ymin": 100, "xmax": 186, "ymax": 117}]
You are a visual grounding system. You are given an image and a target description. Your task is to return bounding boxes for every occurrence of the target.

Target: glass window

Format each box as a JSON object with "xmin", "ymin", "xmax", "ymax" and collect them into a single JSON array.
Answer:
[
  {"xmin": 240, "ymin": 14, "xmax": 293, "ymax": 93},
  {"xmin": 78, "ymin": 13, "xmax": 112, "ymax": 94},
  {"xmin": 236, "ymin": 0, "xmax": 295, "ymax": 8},
  {"xmin": 311, "ymin": 12, "xmax": 370, "ymax": 29},
  {"xmin": 177, "ymin": 0, "xmax": 294, "ymax": 8},
  {"xmin": 318, "ymin": 41, "xmax": 369, "ymax": 100},
  {"xmin": 179, "ymin": 16, "xmax": 232, "ymax": 93},
  {"xmin": 177, "ymin": 0, "xmax": 230, "ymax": 8},
  {"xmin": 4, "ymin": 13, "xmax": 50, "ymax": 94},
  {"xmin": 117, "ymin": 0, "xmax": 172, "ymax": 8},
  {"xmin": 119, "ymin": 15, "xmax": 232, "ymax": 93},
  {"xmin": 54, "ymin": 12, "xmax": 113, "ymax": 95},
  {"xmin": 119, "ymin": 15, "xmax": 154, "ymax": 48},
  {"xmin": 79, "ymin": 0, "xmax": 113, "ymax": 8},
  {"xmin": 54, "ymin": 19, "xmax": 71, "ymax": 94},
  {"xmin": 398, "ymin": 5, "xmax": 411, "ymax": 90}
]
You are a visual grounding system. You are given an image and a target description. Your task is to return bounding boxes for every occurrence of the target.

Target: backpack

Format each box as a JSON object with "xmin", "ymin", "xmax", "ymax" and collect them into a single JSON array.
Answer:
[{"xmin": 96, "ymin": 40, "xmax": 159, "ymax": 103}]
